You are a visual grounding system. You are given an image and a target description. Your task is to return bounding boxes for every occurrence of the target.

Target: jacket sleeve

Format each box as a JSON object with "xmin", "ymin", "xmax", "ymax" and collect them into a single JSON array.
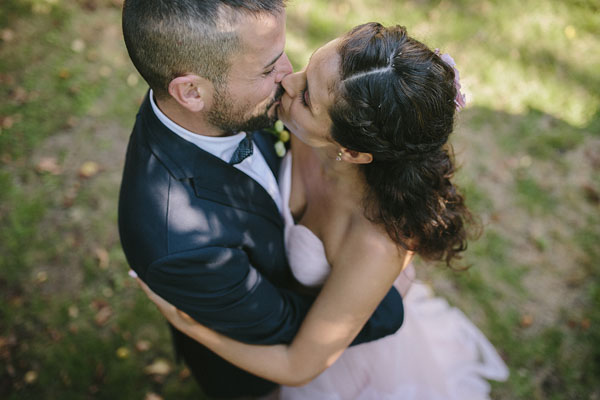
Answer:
[{"xmin": 145, "ymin": 246, "xmax": 403, "ymax": 345}]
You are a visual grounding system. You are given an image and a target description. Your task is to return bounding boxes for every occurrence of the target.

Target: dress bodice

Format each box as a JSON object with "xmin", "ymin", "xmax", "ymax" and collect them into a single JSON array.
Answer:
[
  {"xmin": 277, "ymin": 154, "xmax": 509, "ymax": 400},
  {"xmin": 279, "ymin": 154, "xmax": 330, "ymax": 287}
]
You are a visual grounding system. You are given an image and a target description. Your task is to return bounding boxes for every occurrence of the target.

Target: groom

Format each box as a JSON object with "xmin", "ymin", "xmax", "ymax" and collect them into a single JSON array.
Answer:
[{"xmin": 119, "ymin": 1, "xmax": 404, "ymax": 398}]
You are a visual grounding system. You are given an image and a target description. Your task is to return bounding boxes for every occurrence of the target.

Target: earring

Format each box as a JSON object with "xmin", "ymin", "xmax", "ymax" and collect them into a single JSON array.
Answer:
[{"xmin": 336, "ymin": 151, "xmax": 342, "ymax": 161}]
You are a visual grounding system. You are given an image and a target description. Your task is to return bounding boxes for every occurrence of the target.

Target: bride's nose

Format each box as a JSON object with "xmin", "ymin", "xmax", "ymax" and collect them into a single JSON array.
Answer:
[{"xmin": 282, "ymin": 71, "xmax": 304, "ymax": 98}]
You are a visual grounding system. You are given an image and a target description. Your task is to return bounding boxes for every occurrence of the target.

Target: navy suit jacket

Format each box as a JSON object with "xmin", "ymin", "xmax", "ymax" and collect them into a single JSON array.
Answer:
[{"xmin": 118, "ymin": 93, "xmax": 404, "ymax": 397}]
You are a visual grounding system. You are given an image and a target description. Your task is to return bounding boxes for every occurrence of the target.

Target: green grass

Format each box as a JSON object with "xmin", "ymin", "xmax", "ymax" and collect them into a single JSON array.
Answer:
[{"xmin": 1, "ymin": 0, "xmax": 599, "ymax": 398}]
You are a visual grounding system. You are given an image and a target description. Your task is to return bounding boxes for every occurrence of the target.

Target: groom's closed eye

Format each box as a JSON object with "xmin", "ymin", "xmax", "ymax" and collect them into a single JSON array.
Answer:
[
  {"xmin": 263, "ymin": 67, "xmax": 277, "ymax": 77},
  {"xmin": 262, "ymin": 50, "xmax": 285, "ymax": 76}
]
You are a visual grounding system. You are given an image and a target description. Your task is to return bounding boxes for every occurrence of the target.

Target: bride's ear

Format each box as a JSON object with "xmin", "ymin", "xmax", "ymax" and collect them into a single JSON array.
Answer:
[
  {"xmin": 168, "ymin": 74, "xmax": 214, "ymax": 113},
  {"xmin": 340, "ymin": 148, "xmax": 373, "ymax": 164}
]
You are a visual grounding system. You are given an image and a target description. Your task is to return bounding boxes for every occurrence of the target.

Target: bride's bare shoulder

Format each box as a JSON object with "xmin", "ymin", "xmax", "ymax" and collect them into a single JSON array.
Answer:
[{"xmin": 329, "ymin": 218, "xmax": 410, "ymax": 275}]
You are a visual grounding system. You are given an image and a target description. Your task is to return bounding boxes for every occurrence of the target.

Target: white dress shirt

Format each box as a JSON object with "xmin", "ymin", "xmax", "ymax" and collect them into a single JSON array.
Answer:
[{"xmin": 149, "ymin": 90, "xmax": 283, "ymax": 214}]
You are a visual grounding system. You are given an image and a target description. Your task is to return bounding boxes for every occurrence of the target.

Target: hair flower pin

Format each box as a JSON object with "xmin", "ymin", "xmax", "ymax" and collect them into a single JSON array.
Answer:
[
  {"xmin": 266, "ymin": 120, "xmax": 290, "ymax": 157},
  {"xmin": 435, "ymin": 49, "xmax": 467, "ymax": 111}
]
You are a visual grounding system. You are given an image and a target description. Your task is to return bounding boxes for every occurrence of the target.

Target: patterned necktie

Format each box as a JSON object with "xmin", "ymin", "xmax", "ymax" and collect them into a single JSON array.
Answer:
[{"xmin": 229, "ymin": 132, "xmax": 254, "ymax": 165}]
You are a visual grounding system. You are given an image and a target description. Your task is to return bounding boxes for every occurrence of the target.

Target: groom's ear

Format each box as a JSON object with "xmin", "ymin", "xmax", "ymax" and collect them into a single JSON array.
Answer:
[
  {"xmin": 340, "ymin": 148, "xmax": 373, "ymax": 164},
  {"xmin": 167, "ymin": 74, "xmax": 214, "ymax": 113}
]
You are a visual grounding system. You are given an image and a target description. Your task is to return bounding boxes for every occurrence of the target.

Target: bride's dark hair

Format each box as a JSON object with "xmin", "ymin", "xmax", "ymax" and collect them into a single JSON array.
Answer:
[{"xmin": 329, "ymin": 22, "xmax": 473, "ymax": 266}]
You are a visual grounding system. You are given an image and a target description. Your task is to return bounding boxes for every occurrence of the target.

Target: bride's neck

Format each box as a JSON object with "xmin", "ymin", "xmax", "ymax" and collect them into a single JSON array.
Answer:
[{"xmin": 313, "ymin": 145, "xmax": 368, "ymax": 206}]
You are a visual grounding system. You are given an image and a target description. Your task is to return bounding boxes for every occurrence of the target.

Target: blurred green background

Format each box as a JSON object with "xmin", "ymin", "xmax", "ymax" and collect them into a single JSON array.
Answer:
[{"xmin": 0, "ymin": 0, "xmax": 598, "ymax": 398}]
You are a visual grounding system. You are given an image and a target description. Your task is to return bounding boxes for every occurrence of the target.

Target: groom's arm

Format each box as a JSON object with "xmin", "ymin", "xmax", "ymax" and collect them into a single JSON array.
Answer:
[{"xmin": 145, "ymin": 247, "xmax": 403, "ymax": 346}]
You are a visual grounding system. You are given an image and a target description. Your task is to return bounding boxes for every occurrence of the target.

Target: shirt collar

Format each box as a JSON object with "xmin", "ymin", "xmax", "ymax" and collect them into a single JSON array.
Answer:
[{"xmin": 149, "ymin": 89, "xmax": 246, "ymax": 161}]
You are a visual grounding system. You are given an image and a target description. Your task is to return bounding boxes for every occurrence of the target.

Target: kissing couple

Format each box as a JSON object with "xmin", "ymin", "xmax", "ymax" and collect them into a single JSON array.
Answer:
[{"xmin": 119, "ymin": 1, "xmax": 508, "ymax": 399}]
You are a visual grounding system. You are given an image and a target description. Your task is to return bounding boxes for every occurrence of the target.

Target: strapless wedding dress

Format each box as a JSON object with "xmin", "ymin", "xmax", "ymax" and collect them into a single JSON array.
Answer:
[{"xmin": 278, "ymin": 154, "xmax": 509, "ymax": 400}]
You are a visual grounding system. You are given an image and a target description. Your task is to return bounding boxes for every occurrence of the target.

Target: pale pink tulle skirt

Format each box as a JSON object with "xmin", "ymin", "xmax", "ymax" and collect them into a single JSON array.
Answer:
[{"xmin": 280, "ymin": 282, "xmax": 509, "ymax": 400}]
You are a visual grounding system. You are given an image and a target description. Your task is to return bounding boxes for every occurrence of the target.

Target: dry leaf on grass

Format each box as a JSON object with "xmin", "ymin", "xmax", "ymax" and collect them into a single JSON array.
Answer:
[
  {"xmin": 144, "ymin": 359, "xmax": 171, "ymax": 376},
  {"xmin": 24, "ymin": 371, "xmax": 38, "ymax": 384},
  {"xmin": 520, "ymin": 314, "xmax": 533, "ymax": 328},
  {"xmin": 36, "ymin": 157, "xmax": 62, "ymax": 175},
  {"xmin": 135, "ymin": 340, "xmax": 151, "ymax": 352},
  {"xmin": 116, "ymin": 347, "xmax": 130, "ymax": 359},
  {"xmin": 144, "ymin": 393, "xmax": 163, "ymax": 400},
  {"xmin": 94, "ymin": 306, "xmax": 112, "ymax": 326},
  {"xmin": 79, "ymin": 161, "xmax": 101, "ymax": 178},
  {"xmin": 94, "ymin": 247, "xmax": 110, "ymax": 269}
]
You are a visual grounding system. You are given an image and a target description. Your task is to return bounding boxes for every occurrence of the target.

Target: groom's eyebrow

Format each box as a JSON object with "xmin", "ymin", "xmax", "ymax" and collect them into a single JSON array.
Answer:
[{"xmin": 263, "ymin": 50, "xmax": 285, "ymax": 69}]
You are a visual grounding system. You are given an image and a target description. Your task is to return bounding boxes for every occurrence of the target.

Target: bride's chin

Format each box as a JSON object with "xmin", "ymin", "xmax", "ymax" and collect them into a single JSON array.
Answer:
[{"xmin": 276, "ymin": 105, "xmax": 290, "ymax": 125}]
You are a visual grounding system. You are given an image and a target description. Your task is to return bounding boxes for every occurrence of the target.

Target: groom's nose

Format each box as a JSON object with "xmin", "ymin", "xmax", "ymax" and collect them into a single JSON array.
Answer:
[{"xmin": 275, "ymin": 53, "xmax": 293, "ymax": 83}]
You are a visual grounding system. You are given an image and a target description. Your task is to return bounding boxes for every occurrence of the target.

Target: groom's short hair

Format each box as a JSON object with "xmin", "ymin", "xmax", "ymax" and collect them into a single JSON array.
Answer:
[{"xmin": 122, "ymin": 0, "xmax": 286, "ymax": 99}]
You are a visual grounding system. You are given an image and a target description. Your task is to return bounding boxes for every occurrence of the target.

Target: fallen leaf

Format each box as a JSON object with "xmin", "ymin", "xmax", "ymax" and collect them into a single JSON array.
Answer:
[
  {"xmin": 127, "ymin": 73, "xmax": 139, "ymax": 87},
  {"xmin": 68, "ymin": 305, "xmax": 79, "ymax": 318},
  {"xmin": 116, "ymin": 347, "xmax": 130, "ymax": 359},
  {"xmin": 581, "ymin": 318, "xmax": 590, "ymax": 330},
  {"xmin": 71, "ymin": 39, "xmax": 85, "ymax": 53},
  {"xmin": 66, "ymin": 116, "xmax": 79, "ymax": 128},
  {"xmin": 11, "ymin": 87, "xmax": 28, "ymax": 103},
  {"xmin": 94, "ymin": 306, "xmax": 112, "ymax": 326},
  {"xmin": 135, "ymin": 340, "xmax": 151, "ymax": 352},
  {"xmin": 0, "ymin": 74, "xmax": 16, "ymax": 85},
  {"xmin": 24, "ymin": 370, "xmax": 38, "ymax": 384},
  {"xmin": 179, "ymin": 367, "xmax": 191, "ymax": 380},
  {"xmin": 1, "ymin": 116, "xmax": 15, "ymax": 129},
  {"xmin": 1, "ymin": 29, "xmax": 15, "ymax": 42},
  {"xmin": 36, "ymin": 157, "xmax": 62, "ymax": 175},
  {"xmin": 94, "ymin": 247, "xmax": 110, "ymax": 269},
  {"xmin": 91, "ymin": 299, "xmax": 108, "ymax": 311},
  {"xmin": 144, "ymin": 392, "xmax": 163, "ymax": 400},
  {"xmin": 79, "ymin": 161, "xmax": 101, "ymax": 178},
  {"xmin": 144, "ymin": 359, "xmax": 172, "ymax": 376},
  {"xmin": 58, "ymin": 68, "xmax": 71, "ymax": 79},
  {"xmin": 520, "ymin": 314, "xmax": 533, "ymax": 328},
  {"xmin": 35, "ymin": 271, "xmax": 48, "ymax": 284}
]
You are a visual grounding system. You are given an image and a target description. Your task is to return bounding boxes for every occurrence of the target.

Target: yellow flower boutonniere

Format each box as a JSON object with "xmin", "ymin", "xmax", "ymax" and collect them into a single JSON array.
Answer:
[{"xmin": 266, "ymin": 120, "xmax": 290, "ymax": 157}]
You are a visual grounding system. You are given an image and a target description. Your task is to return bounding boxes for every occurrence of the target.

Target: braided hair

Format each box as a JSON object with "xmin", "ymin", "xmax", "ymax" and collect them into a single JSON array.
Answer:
[{"xmin": 329, "ymin": 23, "xmax": 472, "ymax": 265}]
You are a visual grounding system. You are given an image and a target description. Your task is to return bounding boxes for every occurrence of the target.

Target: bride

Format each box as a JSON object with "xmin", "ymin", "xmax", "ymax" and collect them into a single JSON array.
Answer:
[{"xmin": 135, "ymin": 22, "xmax": 508, "ymax": 399}]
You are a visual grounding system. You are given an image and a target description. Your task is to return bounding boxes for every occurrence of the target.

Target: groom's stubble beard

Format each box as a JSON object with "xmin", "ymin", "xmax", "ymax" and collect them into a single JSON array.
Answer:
[{"xmin": 208, "ymin": 85, "xmax": 285, "ymax": 134}]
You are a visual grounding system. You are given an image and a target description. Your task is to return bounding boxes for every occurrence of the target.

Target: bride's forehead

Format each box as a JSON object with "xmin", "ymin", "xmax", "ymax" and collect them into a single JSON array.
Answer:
[
  {"xmin": 308, "ymin": 39, "xmax": 341, "ymax": 83},
  {"xmin": 310, "ymin": 38, "xmax": 340, "ymax": 65}
]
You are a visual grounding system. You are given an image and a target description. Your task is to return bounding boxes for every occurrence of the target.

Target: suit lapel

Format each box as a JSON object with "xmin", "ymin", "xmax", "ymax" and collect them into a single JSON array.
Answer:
[{"xmin": 252, "ymin": 130, "xmax": 282, "ymax": 182}]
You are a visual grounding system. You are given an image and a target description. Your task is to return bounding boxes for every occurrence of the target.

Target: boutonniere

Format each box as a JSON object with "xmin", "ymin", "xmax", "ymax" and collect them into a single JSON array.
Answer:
[{"xmin": 265, "ymin": 120, "xmax": 290, "ymax": 157}]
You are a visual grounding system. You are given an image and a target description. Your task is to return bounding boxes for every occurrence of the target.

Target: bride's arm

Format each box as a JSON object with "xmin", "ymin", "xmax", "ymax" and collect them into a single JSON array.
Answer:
[{"xmin": 137, "ymin": 233, "xmax": 406, "ymax": 386}]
